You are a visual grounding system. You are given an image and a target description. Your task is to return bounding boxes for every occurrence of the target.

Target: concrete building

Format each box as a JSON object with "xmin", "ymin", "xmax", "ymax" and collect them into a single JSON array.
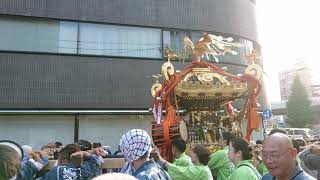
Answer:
[
  {"xmin": 279, "ymin": 60, "xmax": 313, "ymax": 101},
  {"xmin": 0, "ymin": 0, "xmax": 264, "ymax": 150}
]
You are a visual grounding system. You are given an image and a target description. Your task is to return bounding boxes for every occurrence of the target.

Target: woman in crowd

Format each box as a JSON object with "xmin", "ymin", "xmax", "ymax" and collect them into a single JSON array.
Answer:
[
  {"xmin": 0, "ymin": 140, "xmax": 48, "ymax": 180},
  {"xmin": 228, "ymin": 138, "xmax": 261, "ymax": 180},
  {"xmin": 158, "ymin": 144, "xmax": 213, "ymax": 180}
]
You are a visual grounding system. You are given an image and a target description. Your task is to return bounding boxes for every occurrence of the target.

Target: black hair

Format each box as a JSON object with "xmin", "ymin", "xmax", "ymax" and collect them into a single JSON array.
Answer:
[
  {"xmin": 58, "ymin": 144, "xmax": 81, "ymax": 162},
  {"xmin": 231, "ymin": 138, "xmax": 252, "ymax": 160},
  {"xmin": 76, "ymin": 139, "xmax": 92, "ymax": 151},
  {"xmin": 92, "ymin": 142, "xmax": 102, "ymax": 148},
  {"xmin": 216, "ymin": 131, "xmax": 233, "ymax": 145},
  {"xmin": 192, "ymin": 144, "xmax": 211, "ymax": 165},
  {"xmin": 55, "ymin": 142, "xmax": 63, "ymax": 148},
  {"xmin": 53, "ymin": 144, "xmax": 81, "ymax": 160},
  {"xmin": 269, "ymin": 128, "xmax": 287, "ymax": 135},
  {"xmin": 172, "ymin": 138, "xmax": 186, "ymax": 153},
  {"xmin": 256, "ymin": 140, "xmax": 263, "ymax": 145},
  {"xmin": 292, "ymin": 139, "xmax": 306, "ymax": 152}
]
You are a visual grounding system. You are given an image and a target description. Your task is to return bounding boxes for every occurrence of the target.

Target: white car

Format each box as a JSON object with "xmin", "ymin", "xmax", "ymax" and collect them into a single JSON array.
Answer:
[{"xmin": 284, "ymin": 128, "xmax": 315, "ymax": 141}]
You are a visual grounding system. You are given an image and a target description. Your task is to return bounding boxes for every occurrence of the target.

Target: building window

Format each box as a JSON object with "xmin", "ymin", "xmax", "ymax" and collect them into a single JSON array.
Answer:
[
  {"xmin": 163, "ymin": 29, "xmax": 260, "ymax": 65},
  {"xmin": 78, "ymin": 23, "xmax": 161, "ymax": 58},
  {"xmin": 0, "ymin": 16, "xmax": 78, "ymax": 54},
  {"xmin": 0, "ymin": 16, "xmax": 162, "ymax": 58},
  {"xmin": 163, "ymin": 30, "xmax": 189, "ymax": 57},
  {"xmin": 0, "ymin": 16, "xmax": 261, "ymax": 63},
  {"xmin": 58, "ymin": 21, "xmax": 78, "ymax": 54}
]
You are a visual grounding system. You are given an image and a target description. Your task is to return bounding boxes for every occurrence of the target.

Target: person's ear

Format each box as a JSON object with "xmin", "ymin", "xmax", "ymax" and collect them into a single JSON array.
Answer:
[
  {"xmin": 291, "ymin": 148, "xmax": 298, "ymax": 158},
  {"xmin": 236, "ymin": 151, "xmax": 242, "ymax": 159}
]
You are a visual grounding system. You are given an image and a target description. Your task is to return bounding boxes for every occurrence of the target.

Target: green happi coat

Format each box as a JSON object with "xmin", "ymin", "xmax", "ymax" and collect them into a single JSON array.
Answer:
[
  {"xmin": 256, "ymin": 161, "xmax": 268, "ymax": 176},
  {"xmin": 208, "ymin": 146, "xmax": 234, "ymax": 180},
  {"xmin": 173, "ymin": 152, "xmax": 193, "ymax": 167},
  {"xmin": 168, "ymin": 163, "xmax": 213, "ymax": 180},
  {"xmin": 229, "ymin": 160, "xmax": 261, "ymax": 180}
]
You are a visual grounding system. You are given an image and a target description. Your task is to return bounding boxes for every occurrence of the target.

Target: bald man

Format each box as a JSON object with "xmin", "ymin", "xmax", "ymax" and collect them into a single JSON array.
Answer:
[
  {"xmin": 93, "ymin": 173, "xmax": 137, "ymax": 180},
  {"xmin": 261, "ymin": 133, "xmax": 315, "ymax": 180}
]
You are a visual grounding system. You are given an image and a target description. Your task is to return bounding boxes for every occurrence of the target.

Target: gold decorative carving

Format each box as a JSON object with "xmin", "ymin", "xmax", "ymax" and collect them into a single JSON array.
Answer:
[
  {"xmin": 164, "ymin": 47, "xmax": 177, "ymax": 63},
  {"xmin": 245, "ymin": 64, "xmax": 262, "ymax": 80},
  {"xmin": 175, "ymin": 68, "xmax": 248, "ymax": 98},
  {"xmin": 161, "ymin": 62, "xmax": 174, "ymax": 81},
  {"xmin": 179, "ymin": 32, "xmax": 241, "ymax": 62},
  {"xmin": 151, "ymin": 74, "xmax": 162, "ymax": 97}
]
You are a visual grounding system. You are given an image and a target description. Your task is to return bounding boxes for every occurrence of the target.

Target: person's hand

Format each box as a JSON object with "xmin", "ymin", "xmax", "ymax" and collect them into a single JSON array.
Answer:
[
  {"xmin": 310, "ymin": 144, "xmax": 320, "ymax": 155},
  {"xmin": 87, "ymin": 148, "xmax": 105, "ymax": 156},
  {"xmin": 150, "ymin": 148, "xmax": 160, "ymax": 161},
  {"xmin": 93, "ymin": 148, "xmax": 106, "ymax": 157},
  {"xmin": 41, "ymin": 147, "xmax": 55, "ymax": 156},
  {"xmin": 71, "ymin": 151, "xmax": 91, "ymax": 158},
  {"xmin": 43, "ymin": 143, "xmax": 56, "ymax": 149},
  {"xmin": 30, "ymin": 152, "xmax": 41, "ymax": 161},
  {"xmin": 70, "ymin": 151, "xmax": 85, "ymax": 167},
  {"xmin": 154, "ymin": 150, "xmax": 167, "ymax": 167},
  {"xmin": 304, "ymin": 144, "xmax": 317, "ymax": 151},
  {"xmin": 314, "ymin": 141, "xmax": 320, "ymax": 145},
  {"xmin": 27, "ymin": 151, "xmax": 49, "ymax": 170},
  {"xmin": 30, "ymin": 151, "xmax": 47, "ymax": 161},
  {"xmin": 34, "ymin": 151, "xmax": 48, "ymax": 158}
]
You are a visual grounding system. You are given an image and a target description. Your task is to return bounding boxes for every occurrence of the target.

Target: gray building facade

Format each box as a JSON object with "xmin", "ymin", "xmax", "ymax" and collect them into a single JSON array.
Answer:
[{"xmin": 0, "ymin": 0, "xmax": 264, "ymax": 149}]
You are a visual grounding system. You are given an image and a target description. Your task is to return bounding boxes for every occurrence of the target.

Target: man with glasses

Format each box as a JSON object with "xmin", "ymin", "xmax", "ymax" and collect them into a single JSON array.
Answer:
[{"xmin": 261, "ymin": 133, "xmax": 315, "ymax": 180}]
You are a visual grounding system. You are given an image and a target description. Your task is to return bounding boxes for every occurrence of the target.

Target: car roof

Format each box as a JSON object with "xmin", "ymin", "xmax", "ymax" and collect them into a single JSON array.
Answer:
[{"xmin": 283, "ymin": 128, "xmax": 311, "ymax": 130}]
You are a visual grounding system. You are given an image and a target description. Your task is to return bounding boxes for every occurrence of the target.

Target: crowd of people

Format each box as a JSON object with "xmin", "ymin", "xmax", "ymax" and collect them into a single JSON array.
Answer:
[{"xmin": 0, "ymin": 128, "xmax": 319, "ymax": 180}]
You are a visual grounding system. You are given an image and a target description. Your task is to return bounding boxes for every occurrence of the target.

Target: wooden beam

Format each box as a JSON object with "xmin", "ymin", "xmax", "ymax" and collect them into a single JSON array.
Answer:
[
  {"xmin": 101, "ymin": 158, "xmax": 126, "ymax": 169},
  {"xmin": 48, "ymin": 158, "xmax": 126, "ymax": 169}
]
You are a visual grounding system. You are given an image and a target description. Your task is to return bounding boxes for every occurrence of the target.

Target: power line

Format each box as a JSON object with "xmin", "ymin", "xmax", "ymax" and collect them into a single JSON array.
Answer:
[
  {"xmin": 58, "ymin": 47, "xmax": 161, "ymax": 55},
  {"xmin": 58, "ymin": 46, "xmax": 160, "ymax": 51},
  {"xmin": 59, "ymin": 39, "xmax": 164, "ymax": 45}
]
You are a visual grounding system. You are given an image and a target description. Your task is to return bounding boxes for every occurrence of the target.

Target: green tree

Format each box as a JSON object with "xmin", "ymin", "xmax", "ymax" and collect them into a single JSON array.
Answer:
[{"xmin": 286, "ymin": 75, "xmax": 313, "ymax": 127}]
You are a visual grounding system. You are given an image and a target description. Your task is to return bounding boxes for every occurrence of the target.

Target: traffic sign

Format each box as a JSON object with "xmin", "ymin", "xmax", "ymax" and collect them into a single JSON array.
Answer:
[{"xmin": 262, "ymin": 109, "xmax": 272, "ymax": 120}]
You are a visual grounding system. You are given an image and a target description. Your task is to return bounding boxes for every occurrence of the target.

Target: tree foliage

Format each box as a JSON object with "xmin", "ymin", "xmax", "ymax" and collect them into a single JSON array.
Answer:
[{"xmin": 286, "ymin": 75, "xmax": 313, "ymax": 127}]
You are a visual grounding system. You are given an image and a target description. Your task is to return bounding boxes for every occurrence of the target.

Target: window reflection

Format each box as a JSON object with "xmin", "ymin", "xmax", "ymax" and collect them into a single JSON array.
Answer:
[{"xmin": 0, "ymin": 16, "xmax": 261, "ymax": 64}]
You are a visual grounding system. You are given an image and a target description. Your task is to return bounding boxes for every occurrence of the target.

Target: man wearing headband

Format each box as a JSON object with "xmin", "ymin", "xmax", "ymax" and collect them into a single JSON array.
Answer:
[{"xmin": 120, "ymin": 129, "xmax": 171, "ymax": 180}]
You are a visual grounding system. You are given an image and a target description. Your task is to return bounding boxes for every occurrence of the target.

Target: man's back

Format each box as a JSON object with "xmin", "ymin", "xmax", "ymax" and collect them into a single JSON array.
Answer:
[
  {"xmin": 44, "ymin": 164, "xmax": 82, "ymax": 180},
  {"xmin": 208, "ymin": 147, "xmax": 234, "ymax": 180},
  {"xmin": 44, "ymin": 155, "xmax": 101, "ymax": 180},
  {"xmin": 133, "ymin": 160, "xmax": 171, "ymax": 180},
  {"xmin": 173, "ymin": 152, "xmax": 192, "ymax": 167}
]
